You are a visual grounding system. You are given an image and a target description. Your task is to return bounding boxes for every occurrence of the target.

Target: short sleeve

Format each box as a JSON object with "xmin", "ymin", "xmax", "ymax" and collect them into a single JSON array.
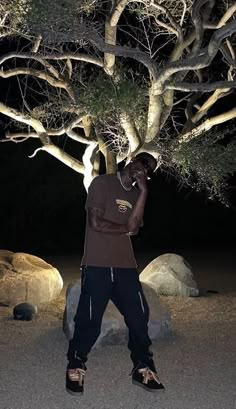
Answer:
[{"xmin": 85, "ymin": 175, "xmax": 107, "ymax": 210}]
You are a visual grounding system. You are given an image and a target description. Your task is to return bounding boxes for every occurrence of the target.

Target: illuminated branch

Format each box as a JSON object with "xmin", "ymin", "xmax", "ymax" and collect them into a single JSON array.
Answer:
[
  {"xmin": 82, "ymin": 142, "xmax": 99, "ymax": 191},
  {"xmin": 204, "ymin": 3, "xmax": 236, "ymax": 29},
  {"xmin": 191, "ymin": 0, "xmax": 214, "ymax": 56},
  {"xmin": 32, "ymin": 34, "xmax": 42, "ymax": 53},
  {"xmin": 166, "ymin": 80, "xmax": 236, "ymax": 92},
  {"xmin": 0, "ymin": 68, "xmax": 75, "ymax": 100},
  {"xmin": 104, "ymin": 0, "xmax": 131, "ymax": 76},
  {"xmin": 120, "ymin": 112, "xmax": 142, "ymax": 154},
  {"xmin": 0, "ymin": 102, "xmax": 85, "ymax": 173},
  {"xmin": 0, "ymin": 102, "xmax": 46, "ymax": 134},
  {"xmin": 156, "ymin": 19, "xmax": 236, "ymax": 92},
  {"xmin": 178, "ymin": 108, "xmax": 236, "ymax": 144},
  {"xmin": 0, "ymin": 52, "xmax": 104, "ymax": 68},
  {"xmin": 30, "ymin": 145, "xmax": 85, "ymax": 174},
  {"xmin": 150, "ymin": 0, "xmax": 183, "ymax": 41}
]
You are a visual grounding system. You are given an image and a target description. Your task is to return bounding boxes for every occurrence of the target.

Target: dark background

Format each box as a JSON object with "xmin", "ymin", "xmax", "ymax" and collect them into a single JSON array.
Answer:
[
  {"xmin": 0, "ymin": 35, "xmax": 235, "ymax": 263},
  {"xmin": 0, "ymin": 138, "xmax": 235, "ymax": 258}
]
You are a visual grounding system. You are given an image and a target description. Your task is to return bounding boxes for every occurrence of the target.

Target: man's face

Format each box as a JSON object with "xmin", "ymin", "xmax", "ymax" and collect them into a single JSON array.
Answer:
[{"xmin": 129, "ymin": 156, "xmax": 157, "ymax": 181}]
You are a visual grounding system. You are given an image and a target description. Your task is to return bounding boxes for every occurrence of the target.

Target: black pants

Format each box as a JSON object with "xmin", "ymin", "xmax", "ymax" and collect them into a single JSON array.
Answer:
[{"xmin": 67, "ymin": 266, "xmax": 155, "ymax": 371}]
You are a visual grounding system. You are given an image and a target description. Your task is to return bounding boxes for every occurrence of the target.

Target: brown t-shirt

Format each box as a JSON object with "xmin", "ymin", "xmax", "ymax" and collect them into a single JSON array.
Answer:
[{"xmin": 81, "ymin": 174, "xmax": 141, "ymax": 268}]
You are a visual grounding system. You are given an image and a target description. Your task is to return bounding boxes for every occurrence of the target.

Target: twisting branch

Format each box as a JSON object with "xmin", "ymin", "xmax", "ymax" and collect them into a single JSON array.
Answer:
[
  {"xmin": 110, "ymin": 0, "xmax": 130, "ymax": 26},
  {"xmin": 156, "ymin": 19, "xmax": 236, "ymax": 92},
  {"xmin": 86, "ymin": 26, "xmax": 158, "ymax": 79},
  {"xmin": 191, "ymin": 0, "xmax": 215, "ymax": 56},
  {"xmin": 191, "ymin": 89, "xmax": 231, "ymax": 124},
  {"xmin": 0, "ymin": 102, "xmax": 46, "ymax": 135},
  {"xmin": 204, "ymin": 3, "xmax": 236, "ymax": 29},
  {"xmin": 104, "ymin": 0, "xmax": 132, "ymax": 76},
  {"xmin": 120, "ymin": 112, "xmax": 143, "ymax": 154},
  {"xmin": 82, "ymin": 142, "xmax": 99, "ymax": 191},
  {"xmin": 29, "ymin": 145, "xmax": 85, "ymax": 174},
  {"xmin": 179, "ymin": 0, "xmax": 187, "ymax": 27},
  {"xmin": 0, "ymin": 102, "xmax": 85, "ymax": 173},
  {"xmin": 178, "ymin": 108, "xmax": 236, "ymax": 144},
  {"xmin": 165, "ymin": 80, "xmax": 236, "ymax": 92},
  {"xmin": 0, "ymin": 52, "xmax": 104, "ymax": 68},
  {"xmin": 0, "ymin": 68, "xmax": 75, "ymax": 100},
  {"xmin": 32, "ymin": 35, "xmax": 42, "ymax": 53},
  {"xmin": 150, "ymin": 0, "xmax": 184, "ymax": 41}
]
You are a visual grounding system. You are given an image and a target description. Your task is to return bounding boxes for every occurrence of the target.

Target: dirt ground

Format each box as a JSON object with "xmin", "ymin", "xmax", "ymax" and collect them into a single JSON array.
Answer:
[{"xmin": 0, "ymin": 249, "xmax": 236, "ymax": 409}]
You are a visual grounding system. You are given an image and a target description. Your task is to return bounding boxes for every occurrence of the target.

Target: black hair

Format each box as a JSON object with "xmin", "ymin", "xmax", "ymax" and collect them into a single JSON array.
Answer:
[
  {"xmin": 133, "ymin": 152, "xmax": 158, "ymax": 174},
  {"xmin": 134, "ymin": 152, "xmax": 157, "ymax": 165}
]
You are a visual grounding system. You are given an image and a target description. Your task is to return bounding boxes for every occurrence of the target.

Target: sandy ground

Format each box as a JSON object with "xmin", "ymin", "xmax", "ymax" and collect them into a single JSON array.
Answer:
[{"xmin": 0, "ymin": 250, "xmax": 236, "ymax": 409}]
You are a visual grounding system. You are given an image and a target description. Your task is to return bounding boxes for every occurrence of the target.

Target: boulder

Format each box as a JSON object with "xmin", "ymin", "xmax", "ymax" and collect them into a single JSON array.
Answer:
[
  {"xmin": 140, "ymin": 253, "xmax": 199, "ymax": 297},
  {"xmin": 13, "ymin": 302, "xmax": 38, "ymax": 321},
  {"xmin": 0, "ymin": 251, "xmax": 63, "ymax": 306},
  {"xmin": 63, "ymin": 280, "xmax": 171, "ymax": 347}
]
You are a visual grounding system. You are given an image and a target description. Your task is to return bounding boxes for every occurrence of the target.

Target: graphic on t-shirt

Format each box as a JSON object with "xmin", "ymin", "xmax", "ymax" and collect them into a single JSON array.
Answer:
[{"xmin": 116, "ymin": 199, "xmax": 133, "ymax": 213}]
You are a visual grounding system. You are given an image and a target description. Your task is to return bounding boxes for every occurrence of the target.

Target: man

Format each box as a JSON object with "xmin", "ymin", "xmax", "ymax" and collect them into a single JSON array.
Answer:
[{"xmin": 66, "ymin": 152, "xmax": 165, "ymax": 395}]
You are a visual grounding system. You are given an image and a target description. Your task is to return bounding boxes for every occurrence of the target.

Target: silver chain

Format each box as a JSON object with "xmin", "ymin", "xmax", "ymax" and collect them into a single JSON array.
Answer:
[{"xmin": 117, "ymin": 171, "xmax": 132, "ymax": 191}]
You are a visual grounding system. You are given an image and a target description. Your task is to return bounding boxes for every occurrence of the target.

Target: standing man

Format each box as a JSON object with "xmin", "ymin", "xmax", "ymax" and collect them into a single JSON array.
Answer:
[{"xmin": 66, "ymin": 152, "xmax": 165, "ymax": 395}]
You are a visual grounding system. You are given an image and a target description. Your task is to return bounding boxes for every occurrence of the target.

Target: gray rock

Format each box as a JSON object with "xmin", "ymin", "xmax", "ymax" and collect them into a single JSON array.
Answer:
[
  {"xmin": 63, "ymin": 280, "xmax": 171, "ymax": 347},
  {"xmin": 13, "ymin": 302, "xmax": 38, "ymax": 321},
  {"xmin": 0, "ymin": 250, "xmax": 63, "ymax": 306},
  {"xmin": 140, "ymin": 253, "xmax": 199, "ymax": 297}
]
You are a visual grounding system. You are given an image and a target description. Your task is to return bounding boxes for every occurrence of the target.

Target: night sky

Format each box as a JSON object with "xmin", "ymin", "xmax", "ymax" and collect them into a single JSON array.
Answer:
[{"xmin": 0, "ymin": 136, "xmax": 235, "ymax": 257}]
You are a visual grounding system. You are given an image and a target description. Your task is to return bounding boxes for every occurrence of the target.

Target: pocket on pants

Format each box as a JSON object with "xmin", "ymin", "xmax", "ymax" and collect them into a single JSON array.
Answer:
[
  {"xmin": 80, "ymin": 265, "xmax": 87, "ymax": 288},
  {"xmin": 138, "ymin": 290, "xmax": 145, "ymax": 314}
]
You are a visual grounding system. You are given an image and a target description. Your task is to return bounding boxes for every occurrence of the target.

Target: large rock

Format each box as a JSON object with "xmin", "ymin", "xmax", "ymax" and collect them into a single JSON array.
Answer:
[
  {"xmin": 0, "ymin": 250, "xmax": 63, "ymax": 306},
  {"xmin": 63, "ymin": 280, "xmax": 171, "ymax": 347},
  {"xmin": 140, "ymin": 253, "xmax": 199, "ymax": 297}
]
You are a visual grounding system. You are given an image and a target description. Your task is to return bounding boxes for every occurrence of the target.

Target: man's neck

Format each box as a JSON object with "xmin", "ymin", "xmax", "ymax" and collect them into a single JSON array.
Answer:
[{"xmin": 119, "ymin": 170, "xmax": 133, "ymax": 190}]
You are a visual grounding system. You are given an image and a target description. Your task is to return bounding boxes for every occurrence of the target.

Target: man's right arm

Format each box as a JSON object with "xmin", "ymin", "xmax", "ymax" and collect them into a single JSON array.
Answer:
[
  {"xmin": 88, "ymin": 207, "xmax": 129, "ymax": 235},
  {"xmin": 88, "ymin": 187, "xmax": 146, "ymax": 235},
  {"xmin": 86, "ymin": 174, "xmax": 146, "ymax": 235}
]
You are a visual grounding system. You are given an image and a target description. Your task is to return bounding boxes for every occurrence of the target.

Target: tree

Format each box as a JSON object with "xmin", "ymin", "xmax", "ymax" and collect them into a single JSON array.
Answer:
[{"xmin": 0, "ymin": 0, "xmax": 236, "ymax": 201}]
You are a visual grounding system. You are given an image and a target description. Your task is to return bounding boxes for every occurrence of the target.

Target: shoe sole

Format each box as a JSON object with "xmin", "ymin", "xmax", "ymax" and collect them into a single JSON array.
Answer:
[
  {"xmin": 66, "ymin": 388, "xmax": 84, "ymax": 396},
  {"xmin": 132, "ymin": 379, "xmax": 165, "ymax": 393}
]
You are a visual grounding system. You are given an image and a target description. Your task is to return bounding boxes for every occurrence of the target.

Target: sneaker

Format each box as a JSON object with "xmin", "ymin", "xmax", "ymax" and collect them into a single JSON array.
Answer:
[
  {"xmin": 132, "ymin": 367, "xmax": 165, "ymax": 392},
  {"xmin": 66, "ymin": 367, "xmax": 86, "ymax": 395}
]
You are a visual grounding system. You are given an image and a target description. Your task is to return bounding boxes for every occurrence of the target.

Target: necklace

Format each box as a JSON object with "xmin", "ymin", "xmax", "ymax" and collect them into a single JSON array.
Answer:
[{"xmin": 117, "ymin": 171, "xmax": 132, "ymax": 191}]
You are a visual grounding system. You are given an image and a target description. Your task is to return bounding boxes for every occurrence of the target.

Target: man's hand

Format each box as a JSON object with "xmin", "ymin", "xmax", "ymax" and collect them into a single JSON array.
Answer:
[{"xmin": 133, "ymin": 170, "xmax": 148, "ymax": 192}]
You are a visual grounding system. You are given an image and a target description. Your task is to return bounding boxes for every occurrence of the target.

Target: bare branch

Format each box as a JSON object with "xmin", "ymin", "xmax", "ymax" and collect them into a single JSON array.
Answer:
[
  {"xmin": 191, "ymin": 0, "xmax": 215, "ymax": 56},
  {"xmin": 180, "ymin": 0, "xmax": 187, "ymax": 27},
  {"xmin": 87, "ymin": 27, "xmax": 158, "ymax": 79},
  {"xmin": 104, "ymin": 21, "xmax": 117, "ymax": 76},
  {"xmin": 29, "ymin": 145, "xmax": 85, "ymax": 174},
  {"xmin": 156, "ymin": 19, "xmax": 236, "ymax": 92},
  {"xmin": 166, "ymin": 80, "xmax": 236, "ymax": 92},
  {"xmin": 120, "ymin": 112, "xmax": 143, "ymax": 154},
  {"xmin": 0, "ymin": 52, "xmax": 104, "ymax": 68},
  {"xmin": 32, "ymin": 35, "xmax": 42, "ymax": 53},
  {"xmin": 0, "ymin": 67, "xmax": 75, "ymax": 100},
  {"xmin": 204, "ymin": 3, "xmax": 236, "ymax": 29},
  {"xmin": 66, "ymin": 59, "xmax": 73, "ymax": 80},
  {"xmin": 4, "ymin": 114, "xmax": 97, "ymax": 145},
  {"xmin": 150, "ymin": 1, "xmax": 183, "ymax": 41},
  {"xmin": 0, "ymin": 102, "xmax": 46, "ymax": 134},
  {"xmin": 178, "ymin": 107, "xmax": 236, "ymax": 144},
  {"xmin": 110, "ymin": 0, "xmax": 130, "ymax": 26},
  {"xmin": 82, "ymin": 142, "xmax": 99, "ymax": 191},
  {"xmin": 191, "ymin": 89, "xmax": 232, "ymax": 124},
  {"xmin": 153, "ymin": 17, "xmax": 179, "ymax": 36},
  {"xmin": 146, "ymin": 85, "xmax": 163, "ymax": 141}
]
